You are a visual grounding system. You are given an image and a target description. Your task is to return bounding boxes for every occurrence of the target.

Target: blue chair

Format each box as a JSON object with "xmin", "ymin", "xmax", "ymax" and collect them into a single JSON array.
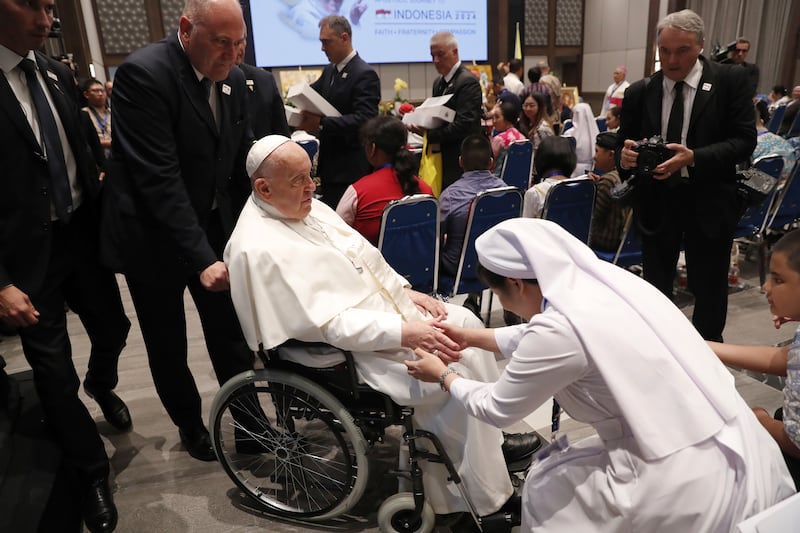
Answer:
[
  {"xmin": 785, "ymin": 110, "xmax": 800, "ymax": 139},
  {"xmin": 541, "ymin": 177, "xmax": 596, "ymax": 244},
  {"xmin": 768, "ymin": 105, "xmax": 787, "ymax": 134},
  {"xmin": 297, "ymin": 139, "xmax": 319, "ymax": 164},
  {"xmin": 377, "ymin": 194, "xmax": 439, "ymax": 294},
  {"xmin": 499, "ymin": 139, "xmax": 533, "ymax": 191},
  {"xmin": 766, "ymin": 159, "xmax": 800, "ymax": 231},
  {"xmin": 596, "ymin": 117, "xmax": 607, "ymax": 132},
  {"xmin": 595, "ymin": 211, "xmax": 643, "ymax": 268},
  {"xmin": 735, "ymin": 155, "xmax": 784, "ymax": 286},
  {"xmin": 562, "ymin": 119, "xmax": 573, "ymax": 133},
  {"xmin": 438, "ymin": 187, "xmax": 523, "ymax": 324}
]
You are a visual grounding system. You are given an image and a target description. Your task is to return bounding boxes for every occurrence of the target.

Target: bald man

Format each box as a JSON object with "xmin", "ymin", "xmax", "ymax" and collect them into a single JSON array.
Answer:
[{"xmin": 104, "ymin": 0, "xmax": 255, "ymax": 461}]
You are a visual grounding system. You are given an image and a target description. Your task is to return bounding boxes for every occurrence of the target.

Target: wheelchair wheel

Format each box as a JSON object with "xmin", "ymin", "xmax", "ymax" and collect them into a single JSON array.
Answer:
[
  {"xmin": 209, "ymin": 369, "xmax": 370, "ymax": 521},
  {"xmin": 377, "ymin": 493, "xmax": 435, "ymax": 533}
]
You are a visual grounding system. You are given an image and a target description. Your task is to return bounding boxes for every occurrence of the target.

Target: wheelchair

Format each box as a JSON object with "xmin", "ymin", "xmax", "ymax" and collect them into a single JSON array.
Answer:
[{"xmin": 208, "ymin": 341, "xmax": 534, "ymax": 532}]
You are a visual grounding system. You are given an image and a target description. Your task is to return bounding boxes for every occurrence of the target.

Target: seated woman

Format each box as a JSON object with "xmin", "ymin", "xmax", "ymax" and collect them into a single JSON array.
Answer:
[
  {"xmin": 490, "ymin": 100, "xmax": 526, "ymax": 158},
  {"xmin": 522, "ymin": 136, "xmax": 576, "ymax": 218},
  {"xmin": 753, "ymin": 100, "xmax": 797, "ymax": 183},
  {"xmin": 336, "ymin": 116, "xmax": 432, "ymax": 245},
  {"xmin": 405, "ymin": 218, "xmax": 795, "ymax": 531},
  {"xmin": 562, "ymin": 102, "xmax": 599, "ymax": 176},
  {"xmin": 518, "ymin": 90, "xmax": 554, "ymax": 154}
]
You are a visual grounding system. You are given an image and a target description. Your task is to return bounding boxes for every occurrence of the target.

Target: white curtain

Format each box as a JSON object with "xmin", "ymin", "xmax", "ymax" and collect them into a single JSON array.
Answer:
[{"xmin": 687, "ymin": 0, "xmax": 795, "ymax": 95}]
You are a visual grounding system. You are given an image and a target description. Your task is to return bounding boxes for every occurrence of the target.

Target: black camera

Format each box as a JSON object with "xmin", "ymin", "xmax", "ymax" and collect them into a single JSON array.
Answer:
[{"xmin": 632, "ymin": 135, "xmax": 673, "ymax": 177}]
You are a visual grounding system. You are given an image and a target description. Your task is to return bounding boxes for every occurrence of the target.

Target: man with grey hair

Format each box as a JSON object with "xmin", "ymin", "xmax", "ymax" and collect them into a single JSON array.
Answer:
[
  {"xmin": 296, "ymin": 15, "xmax": 380, "ymax": 208},
  {"xmin": 103, "ymin": 0, "xmax": 255, "ymax": 461},
  {"xmin": 618, "ymin": 9, "xmax": 755, "ymax": 342},
  {"xmin": 408, "ymin": 31, "xmax": 482, "ymax": 190},
  {"xmin": 225, "ymin": 135, "xmax": 541, "ymax": 520}
]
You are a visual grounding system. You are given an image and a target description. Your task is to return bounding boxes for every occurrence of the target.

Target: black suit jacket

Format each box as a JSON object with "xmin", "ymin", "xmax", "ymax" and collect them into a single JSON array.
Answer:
[
  {"xmin": 238, "ymin": 63, "xmax": 290, "ymax": 138},
  {"xmin": 618, "ymin": 57, "xmax": 756, "ymax": 236},
  {"xmin": 428, "ymin": 64, "xmax": 483, "ymax": 189},
  {"xmin": 310, "ymin": 53, "xmax": 380, "ymax": 185},
  {"xmin": 105, "ymin": 33, "xmax": 252, "ymax": 273},
  {"xmin": 0, "ymin": 52, "xmax": 101, "ymax": 294}
]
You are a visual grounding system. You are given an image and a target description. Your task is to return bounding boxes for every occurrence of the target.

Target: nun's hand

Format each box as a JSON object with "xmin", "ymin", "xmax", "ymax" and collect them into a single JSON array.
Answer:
[
  {"xmin": 404, "ymin": 347, "xmax": 448, "ymax": 383},
  {"xmin": 436, "ymin": 322, "xmax": 469, "ymax": 351},
  {"xmin": 401, "ymin": 319, "xmax": 462, "ymax": 363}
]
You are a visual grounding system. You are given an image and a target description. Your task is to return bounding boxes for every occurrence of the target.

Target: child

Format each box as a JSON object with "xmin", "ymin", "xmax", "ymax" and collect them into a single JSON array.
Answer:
[{"xmin": 709, "ymin": 229, "xmax": 800, "ymax": 487}]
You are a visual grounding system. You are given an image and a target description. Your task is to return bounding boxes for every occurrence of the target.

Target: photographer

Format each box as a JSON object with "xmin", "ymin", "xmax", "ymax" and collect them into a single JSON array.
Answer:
[{"xmin": 617, "ymin": 9, "xmax": 756, "ymax": 342}]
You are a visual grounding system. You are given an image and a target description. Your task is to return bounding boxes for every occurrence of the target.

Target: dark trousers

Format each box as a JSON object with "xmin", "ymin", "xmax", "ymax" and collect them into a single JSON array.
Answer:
[
  {"xmin": 124, "ymin": 213, "xmax": 253, "ymax": 431},
  {"xmin": 18, "ymin": 207, "xmax": 130, "ymax": 481},
  {"xmin": 639, "ymin": 182, "xmax": 734, "ymax": 341}
]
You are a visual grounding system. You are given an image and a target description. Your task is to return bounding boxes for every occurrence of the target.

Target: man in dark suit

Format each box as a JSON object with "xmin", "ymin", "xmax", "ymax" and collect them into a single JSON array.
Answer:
[
  {"xmin": 618, "ymin": 9, "xmax": 756, "ymax": 342},
  {"xmin": 297, "ymin": 15, "xmax": 380, "ymax": 208},
  {"xmin": 729, "ymin": 38, "xmax": 759, "ymax": 97},
  {"xmin": 409, "ymin": 31, "xmax": 483, "ymax": 191},
  {"xmin": 0, "ymin": 0, "xmax": 131, "ymax": 530},
  {"xmin": 235, "ymin": 40, "xmax": 290, "ymax": 138},
  {"xmin": 106, "ymin": 0, "xmax": 254, "ymax": 461}
]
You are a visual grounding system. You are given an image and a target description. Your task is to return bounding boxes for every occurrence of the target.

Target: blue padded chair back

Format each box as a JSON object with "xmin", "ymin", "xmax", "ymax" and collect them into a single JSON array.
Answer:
[
  {"xmin": 786, "ymin": 111, "xmax": 800, "ymax": 139},
  {"xmin": 595, "ymin": 211, "xmax": 642, "ymax": 267},
  {"xmin": 562, "ymin": 119, "xmax": 573, "ymax": 133},
  {"xmin": 297, "ymin": 139, "xmax": 319, "ymax": 163},
  {"xmin": 596, "ymin": 117, "xmax": 607, "ymax": 132},
  {"xmin": 736, "ymin": 155, "xmax": 785, "ymax": 239},
  {"xmin": 541, "ymin": 177, "xmax": 596, "ymax": 244},
  {"xmin": 767, "ymin": 160, "xmax": 800, "ymax": 230},
  {"xmin": 768, "ymin": 105, "xmax": 786, "ymax": 134},
  {"xmin": 499, "ymin": 139, "xmax": 533, "ymax": 191},
  {"xmin": 439, "ymin": 187, "xmax": 523, "ymax": 297},
  {"xmin": 378, "ymin": 194, "xmax": 439, "ymax": 294}
]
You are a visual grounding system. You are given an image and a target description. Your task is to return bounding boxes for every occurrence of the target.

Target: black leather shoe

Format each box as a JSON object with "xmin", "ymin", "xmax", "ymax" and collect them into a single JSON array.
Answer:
[
  {"xmin": 84, "ymin": 386, "xmax": 132, "ymax": 432},
  {"xmin": 83, "ymin": 477, "xmax": 118, "ymax": 533},
  {"xmin": 179, "ymin": 426, "xmax": 217, "ymax": 462},
  {"xmin": 501, "ymin": 431, "xmax": 541, "ymax": 463}
]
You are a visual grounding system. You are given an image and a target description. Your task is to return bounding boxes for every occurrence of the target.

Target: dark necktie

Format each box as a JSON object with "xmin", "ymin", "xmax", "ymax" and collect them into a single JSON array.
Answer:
[
  {"xmin": 200, "ymin": 77, "xmax": 213, "ymax": 100},
  {"xmin": 666, "ymin": 81, "xmax": 685, "ymax": 144},
  {"xmin": 19, "ymin": 58, "xmax": 73, "ymax": 221}
]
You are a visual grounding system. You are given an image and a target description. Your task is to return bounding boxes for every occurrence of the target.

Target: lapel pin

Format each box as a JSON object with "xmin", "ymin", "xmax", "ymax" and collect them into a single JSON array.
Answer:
[
  {"xmin": 246, "ymin": 79, "xmax": 254, "ymax": 92},
  {"xmin": 342, "ymin": 72, "xmax": 348, "ymax": 79},
  {"xmin": 46, "ymin": 70, "xmax": 58, "ymax": 81},
  {"xmin": 702, "ymin": 82, "xmax": 712, "ymax": 91},
  {"xmin": 222, "ymin": 83, "xmax": 231, "ymax": 95}
]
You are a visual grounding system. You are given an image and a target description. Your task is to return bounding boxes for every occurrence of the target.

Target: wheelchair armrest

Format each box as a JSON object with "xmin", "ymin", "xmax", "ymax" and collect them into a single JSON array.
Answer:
[{"xmin": 263, "ymin": 339, "xmax": 362, "ymax": 400}]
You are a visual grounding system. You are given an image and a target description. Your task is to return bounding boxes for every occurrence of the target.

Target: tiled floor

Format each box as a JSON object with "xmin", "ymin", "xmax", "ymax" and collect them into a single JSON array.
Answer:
[{"xmin": 0, "ymin": 252, "xmax": 788, "ymax": 532}]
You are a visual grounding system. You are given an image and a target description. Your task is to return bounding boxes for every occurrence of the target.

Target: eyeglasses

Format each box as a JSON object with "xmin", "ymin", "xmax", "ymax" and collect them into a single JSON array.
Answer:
[
  {"xmin": 87, "ymin": 88, "xmax": 106, "ymax": 93},
  {"xmin": 734, "ymin": 48, "xmax": 749, "ymax": 54}
]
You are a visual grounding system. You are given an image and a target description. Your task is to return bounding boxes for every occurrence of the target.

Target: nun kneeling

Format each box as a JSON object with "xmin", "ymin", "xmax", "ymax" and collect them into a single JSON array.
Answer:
[{"xmin": 405, "ymin": 218, "xmax": 795, "ymax": 532}]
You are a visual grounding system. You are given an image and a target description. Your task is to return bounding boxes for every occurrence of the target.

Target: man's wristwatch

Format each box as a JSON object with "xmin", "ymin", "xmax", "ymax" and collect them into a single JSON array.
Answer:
[{"xmin": 439, "ymin": 368, "xmax": 460, "ymax": 392}]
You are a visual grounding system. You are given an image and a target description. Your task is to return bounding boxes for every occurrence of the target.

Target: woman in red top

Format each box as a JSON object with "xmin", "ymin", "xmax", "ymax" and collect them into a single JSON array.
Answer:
[{"xmin": 336, "ymin": 116, "xmax": 433, "ymax": 244}]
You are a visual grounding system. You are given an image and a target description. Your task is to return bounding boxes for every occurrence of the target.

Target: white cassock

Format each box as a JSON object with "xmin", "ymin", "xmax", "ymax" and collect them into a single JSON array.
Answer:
[
  {"xmin": 224, "ymin": 196, "xmax": 514, "ymax": 515},
  {"xmin": 449, "ymin": 218, "xmax": 795, "ymax": 532}
]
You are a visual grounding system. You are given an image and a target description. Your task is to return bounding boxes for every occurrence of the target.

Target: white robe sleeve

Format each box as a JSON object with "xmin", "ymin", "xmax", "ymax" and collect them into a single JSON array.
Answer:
[
  {"xmin": 449, "ymin": 310, "xmax": 588, "ymax": 428},
  {"xmin": 319, "ymin": 308, "xmax": 403, "ymax": 352}
]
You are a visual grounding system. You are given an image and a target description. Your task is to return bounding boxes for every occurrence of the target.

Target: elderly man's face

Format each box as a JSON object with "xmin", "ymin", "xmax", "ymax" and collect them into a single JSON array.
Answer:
[
  {"xmin": 612, "ymin": 69, "xmax": 625, "ymax": 83},
  {"xmin": 179, "ymin": 1, "xmax": 245, "ymax": 82},
  {"xmin": 430, "ymin": 40, "xmax": 458, "ymax": 77},
  {"xmin": 256, "ymin": 143, "xmax": 316, "ymax": 220},
  {"xmin": 657, "ymin": 26, "xmax": 702, "ymax": 82}
]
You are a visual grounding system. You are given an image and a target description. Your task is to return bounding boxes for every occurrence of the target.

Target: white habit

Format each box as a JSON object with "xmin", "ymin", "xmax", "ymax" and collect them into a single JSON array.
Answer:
[
  {"xmin": 224, "ymin": 196, "xmax": 514, "ymax": 515},
  {"xmin": 449, "ymin": 218, "xmax": 795, "ymax": 531}
]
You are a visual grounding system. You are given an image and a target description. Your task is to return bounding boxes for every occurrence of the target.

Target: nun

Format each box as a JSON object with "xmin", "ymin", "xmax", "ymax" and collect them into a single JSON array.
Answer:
[{"xmin": 405, "ymin": 218, "xmax": 794, "ymax": 531}]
